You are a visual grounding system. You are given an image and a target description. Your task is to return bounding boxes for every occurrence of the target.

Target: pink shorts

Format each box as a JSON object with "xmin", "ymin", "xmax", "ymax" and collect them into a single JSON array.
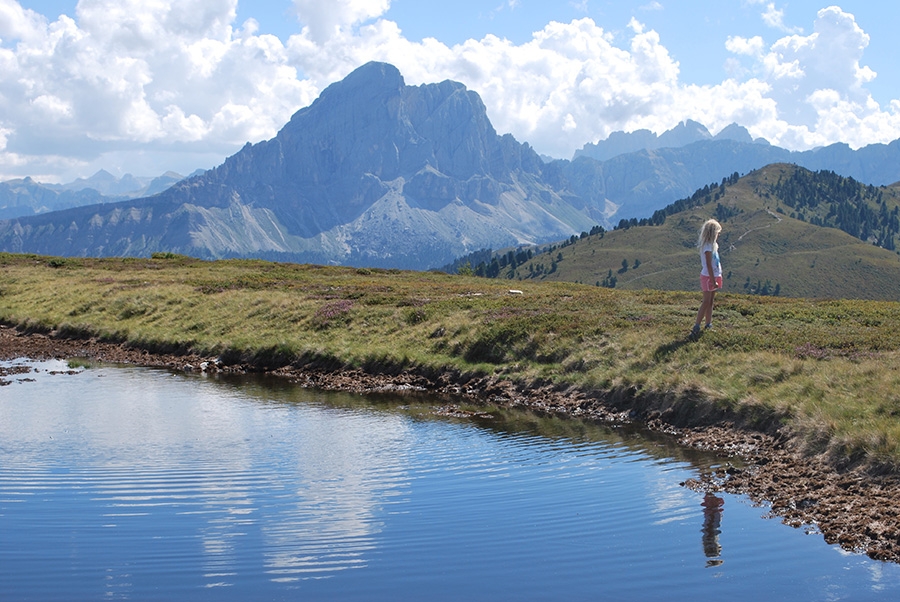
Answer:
[{"xmin": 700, "ymin": 275, "xmax": 722, "ymax": 292}]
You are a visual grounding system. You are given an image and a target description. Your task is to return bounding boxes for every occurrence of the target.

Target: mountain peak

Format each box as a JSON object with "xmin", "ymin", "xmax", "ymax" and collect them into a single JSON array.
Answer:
[
  {"xmin": 575, "ymin": 120, "xmax": 714, "ymax": 162},
  {"xmin": 714, "ymin": 123, "xmax": 754, "ymax": 144},
  {"xmin": 575, "ymin": 120, "xmax": 772, "ymax": 162},
  {"xmin": 249, "ymin": 60, "xmax": 528, "ymax": 195},
  {"xmin": 326, "ymin": 61, "xmax": 403, "ymax": 99},
  {"xmin": 167, "ymin": 61, "xmax": 567, "ymax": 265},
  {"xmin": 343, "ymin": 61, "xmax": 404, "ymax": 88},
  {"xmin": 656, "ymin": 120, "xmax": 712, "ymax": 148},
  {"xmin": 299, "ymin": 62, "xmax": 405, "ymax": 118},
  {"xmin": 85, "ymin": 169, "xmax": 117, "ymax": 183}
]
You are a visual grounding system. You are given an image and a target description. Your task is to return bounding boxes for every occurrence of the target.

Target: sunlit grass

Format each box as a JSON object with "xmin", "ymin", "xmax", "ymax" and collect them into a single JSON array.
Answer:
[{"xmin": 3, "ymin": 252, "xmax": 900, "ymax": 471}]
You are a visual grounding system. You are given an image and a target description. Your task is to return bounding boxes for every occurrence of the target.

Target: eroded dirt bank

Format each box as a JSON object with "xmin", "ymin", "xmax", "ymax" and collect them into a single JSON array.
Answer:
[{"xmin": 3, "ymin": 324, "xmax": 900, "ymax": 563}]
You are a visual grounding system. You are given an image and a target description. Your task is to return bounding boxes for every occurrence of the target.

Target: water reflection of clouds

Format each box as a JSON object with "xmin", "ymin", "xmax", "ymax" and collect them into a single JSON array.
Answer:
[
  {"xmin": 262, "ymin": 411, "xmax": 409, "ymax": 582},
  {"xmin": 0, "ymin": 364, "xmax": 411, "ymax": 592},
  {"xmin": 649, "ymin": 490, "xmax": 695, "ymax": 526},
  {"xmin": 646, "ymin": 472, "xmax": 695, "ymax": 527}
]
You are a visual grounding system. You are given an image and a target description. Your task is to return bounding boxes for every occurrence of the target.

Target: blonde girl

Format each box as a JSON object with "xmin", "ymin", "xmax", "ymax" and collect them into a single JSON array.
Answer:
[{"xmin": 692, "ymin": 219, "xmax": 722, "ymax": 338}]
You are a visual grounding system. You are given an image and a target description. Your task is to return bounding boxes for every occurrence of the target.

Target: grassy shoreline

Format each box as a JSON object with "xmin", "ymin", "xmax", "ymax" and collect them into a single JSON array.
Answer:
[{"xmin": 3, "ymin": 252, "xmax": 900, "ymax": 473}]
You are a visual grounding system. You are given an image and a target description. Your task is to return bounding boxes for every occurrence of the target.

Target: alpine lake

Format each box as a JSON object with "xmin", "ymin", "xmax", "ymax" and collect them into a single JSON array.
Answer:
[{"xmin": 3, "ymin": 357, "xmax": 900, "ymax": 601}]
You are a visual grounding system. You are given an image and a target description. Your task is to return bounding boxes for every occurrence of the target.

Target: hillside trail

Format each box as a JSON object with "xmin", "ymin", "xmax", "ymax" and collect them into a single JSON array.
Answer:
[
  {"xmin": 625, "ymin": 265, "xmax": 685, "ymax": 284},
  {"xmin": 726, "ymin": 208, "xmax": 783, "ymax": 253},
  {"xmin": 625, "ymin": 209, "xmax": 784, "ymax": 284}
]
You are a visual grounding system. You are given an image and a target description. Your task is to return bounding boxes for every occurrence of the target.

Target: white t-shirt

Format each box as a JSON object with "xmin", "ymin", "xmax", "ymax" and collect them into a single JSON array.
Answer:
[{"xmin": 700, "ymin": 243, "xmax": 722, "ymax": 277}]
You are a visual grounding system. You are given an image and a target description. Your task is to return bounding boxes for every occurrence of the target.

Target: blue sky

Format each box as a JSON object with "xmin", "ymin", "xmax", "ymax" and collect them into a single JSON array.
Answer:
[{"xmin": 3, "ymin": 1, "xmax": 898, "ymax": 182}]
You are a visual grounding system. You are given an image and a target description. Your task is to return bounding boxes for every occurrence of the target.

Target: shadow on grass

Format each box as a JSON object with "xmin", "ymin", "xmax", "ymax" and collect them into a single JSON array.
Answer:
[{"xmin": 653, "ymin": 331, "xmax": 701, "ymax": 360}]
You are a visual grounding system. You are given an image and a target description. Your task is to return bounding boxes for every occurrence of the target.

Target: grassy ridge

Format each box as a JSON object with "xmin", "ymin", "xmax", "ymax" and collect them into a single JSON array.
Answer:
[
  {"xmin": 3, "ymin": 252, "xmax": 900, "ymax": 471},
  {"xmin": 512, "ymin": 165, "xmax": 900, "ymax": 301}
]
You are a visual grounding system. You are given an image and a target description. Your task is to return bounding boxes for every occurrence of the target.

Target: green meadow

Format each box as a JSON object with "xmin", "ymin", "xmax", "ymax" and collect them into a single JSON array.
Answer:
[{"xmin": 3, "ymin": 252, "xmax": 900, "ymax": 473}]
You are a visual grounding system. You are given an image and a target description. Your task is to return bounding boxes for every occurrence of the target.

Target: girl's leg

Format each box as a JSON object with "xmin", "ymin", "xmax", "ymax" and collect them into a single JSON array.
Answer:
[
  {"xmin": 694, "ymin": 290, "xmax": 714, "ymax": 328},
  {"xmin": 703, "ymin": 291, "xmax": 717, "ymax": 326}
]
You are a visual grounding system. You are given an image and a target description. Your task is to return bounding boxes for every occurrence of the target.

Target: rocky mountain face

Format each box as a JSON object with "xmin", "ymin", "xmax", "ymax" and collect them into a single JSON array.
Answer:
[{"xmin": 0, "ymin": 62, "xmax": 607, "ymax": 269}]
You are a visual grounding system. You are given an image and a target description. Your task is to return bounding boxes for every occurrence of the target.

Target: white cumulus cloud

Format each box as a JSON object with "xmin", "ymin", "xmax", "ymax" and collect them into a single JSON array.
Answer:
[
  {"xmin": 760, "ymin": 2, "xmax": 802, "ymax": 33},
  {"xmin": 725, "ymin": 35, "xmax": 765, "ymax": 57},
  {"xmin": 0, "ymin": 0, "xmax": 45, "ymax": 42},
  {"xmin": 722, "ymin": 6, "xmax": 895, "ymax": 149},
  {"xmin": 0, "ymin": 0, "xmax": 898, "ymax": 183},
  {"xmin": 291, "ymin": 0, "xmax": 390, "ymax": 43},
  {"xmin": 744, "ymin": 0, "xmax": 802, "ymax": 33},
  {"xmin": 0, "ymin": 0, "xmax": 316, "ymax": 180}
]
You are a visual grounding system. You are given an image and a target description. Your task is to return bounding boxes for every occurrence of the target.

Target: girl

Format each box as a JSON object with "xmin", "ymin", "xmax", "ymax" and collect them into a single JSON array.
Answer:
[{"xmin": 692, "ymin": 219, "xmax": 722, "ymax": 338}]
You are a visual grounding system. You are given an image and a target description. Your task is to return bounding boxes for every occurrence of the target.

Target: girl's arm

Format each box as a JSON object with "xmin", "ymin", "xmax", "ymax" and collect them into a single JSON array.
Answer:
[{"xmin": 704, "ymin": 250, "xmax": 718, "ymax": 289}]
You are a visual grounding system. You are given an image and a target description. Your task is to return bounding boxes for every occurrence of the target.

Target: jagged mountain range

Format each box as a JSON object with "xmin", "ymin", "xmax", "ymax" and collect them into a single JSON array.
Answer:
[
  {"xmin": 1, "ymin": 61, "xmax": 900, "ymax": 270},
  {"xmin": 0, "ymin": 170, "xmax": 188, "ymax": 219},
  {"xmin": 51, "ymin": 169, "xmax": 190, "ymax": 198},
  {"xmin": 573, "ymin": 119, "xmax": 769, "ymax": 162},
  {"xmin": 569, "ymin": 121, "xmax": 900, "ymax": 221}
]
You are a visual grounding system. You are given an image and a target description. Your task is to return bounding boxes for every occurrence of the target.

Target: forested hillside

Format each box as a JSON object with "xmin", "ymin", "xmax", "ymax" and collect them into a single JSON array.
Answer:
[{"xmin": 767, "ymin": 169, "xmax": 899, "ymax": 250}]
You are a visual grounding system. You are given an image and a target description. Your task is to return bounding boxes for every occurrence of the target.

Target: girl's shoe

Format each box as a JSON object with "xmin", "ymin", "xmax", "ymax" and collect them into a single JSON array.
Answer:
[
  {"xmin": 704, "ymin": 323, "xmax": 713, "ymax": 330},
  {"xmin": 690, "ymin": 324, "xmax": 701, "ymax": 338}
]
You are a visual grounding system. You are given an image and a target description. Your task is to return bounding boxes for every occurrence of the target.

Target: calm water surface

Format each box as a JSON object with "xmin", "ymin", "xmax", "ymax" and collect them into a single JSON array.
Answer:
[{"xmin": 2, "ymin": 358, "xmax": 900, "ymax": 601}]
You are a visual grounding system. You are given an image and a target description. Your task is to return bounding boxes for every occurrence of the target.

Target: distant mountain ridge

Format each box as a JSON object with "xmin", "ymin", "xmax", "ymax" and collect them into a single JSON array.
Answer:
[
  {"xmin": 569, "ymin": 123, "xmax": 900, "ymax": 222},
  {"xmin": 0, "ymin": 170, "xmax": 188, "ymax": 219},
  {"xmin": 3, "ymin": 62, "xmax": 900, "ymax": 270},
  {"xmin": 574, "ymin": 119, "xmax": 767, "ymax": 162},
  {"xmin": 49, "ymin": 169, "xmax": 188, "ymax": 198},
  {"xmin": 0, "ymin": 62, "xmax": 609, "ymax": 269}
]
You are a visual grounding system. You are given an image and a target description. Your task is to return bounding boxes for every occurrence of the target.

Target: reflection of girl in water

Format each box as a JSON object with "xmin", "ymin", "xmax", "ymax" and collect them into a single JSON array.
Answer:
[{"xmin": 701, "ymin": 492, "xmax": 724, "ymax": 567}]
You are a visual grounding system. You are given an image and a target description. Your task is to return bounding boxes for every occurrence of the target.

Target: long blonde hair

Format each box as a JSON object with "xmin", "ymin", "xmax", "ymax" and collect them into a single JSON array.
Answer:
[{"xmin": 697, "ymin": 219, "xmax": 722, "ymax": 249}]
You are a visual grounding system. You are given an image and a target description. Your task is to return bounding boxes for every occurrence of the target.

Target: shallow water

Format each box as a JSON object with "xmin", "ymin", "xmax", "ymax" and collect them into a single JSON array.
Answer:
[{"xmin": 2, "ymin": 358, "xmax": 900, "ymax": 601}]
